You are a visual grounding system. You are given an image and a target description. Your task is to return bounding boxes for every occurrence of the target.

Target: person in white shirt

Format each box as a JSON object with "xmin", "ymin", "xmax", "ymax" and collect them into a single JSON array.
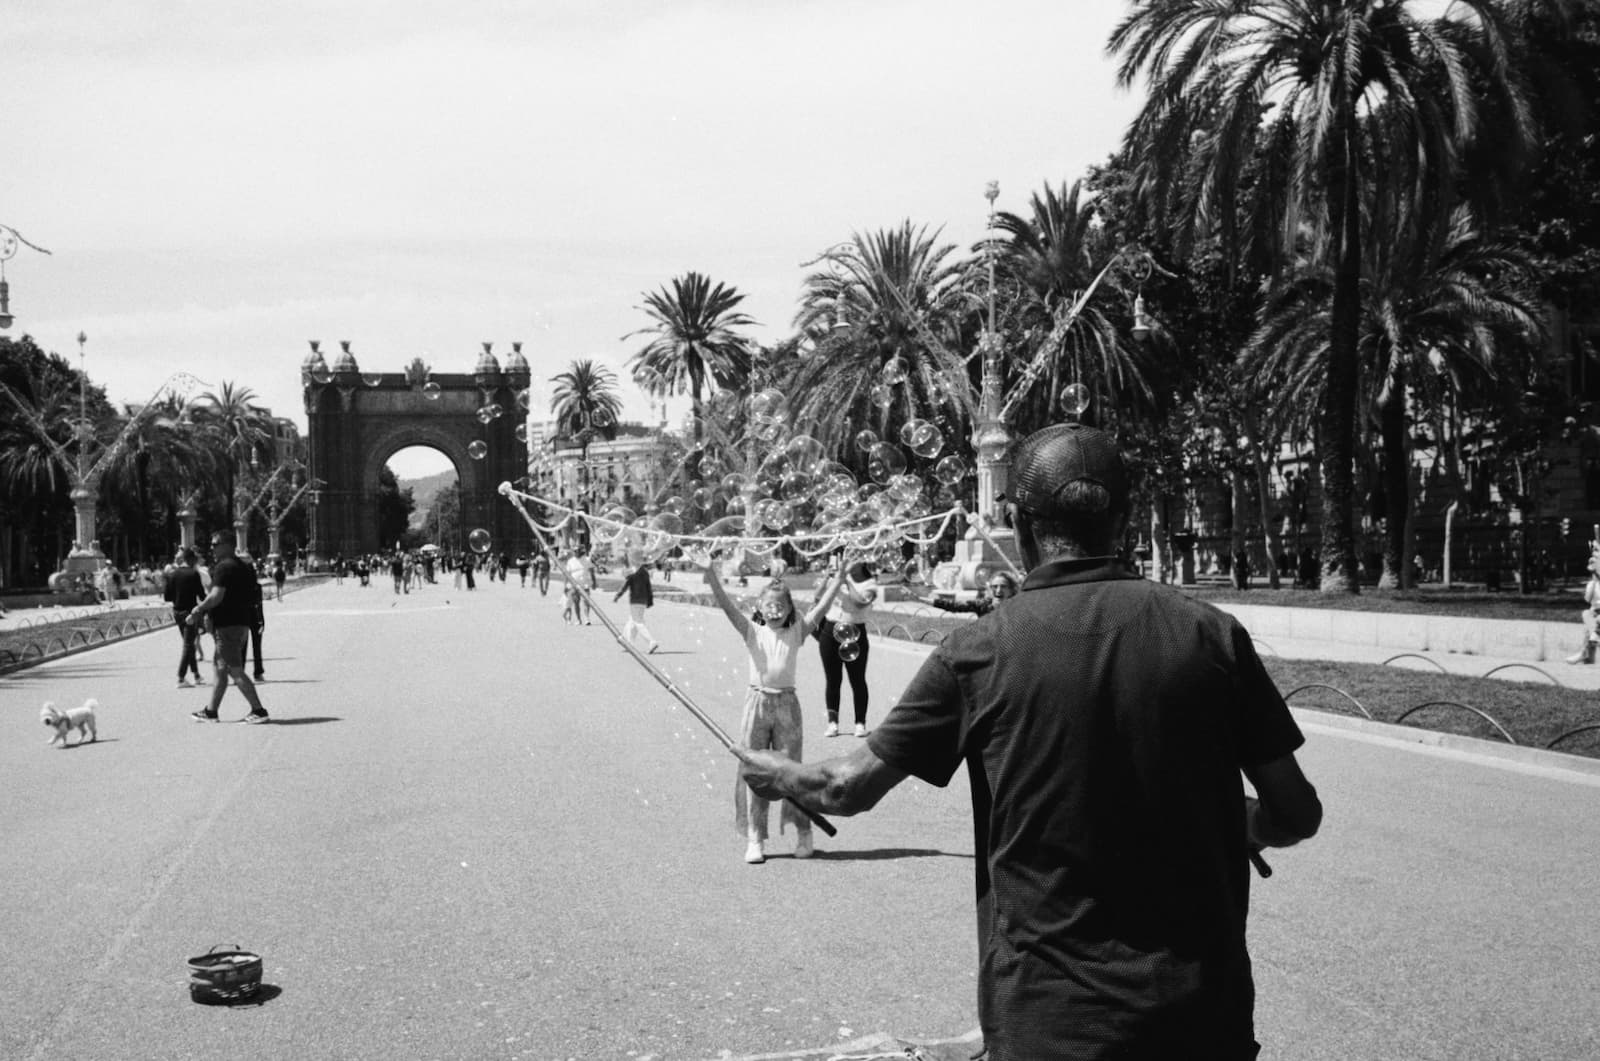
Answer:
[
  {"xmin": 561, "ymin": 546, "xmax": 596, "ymax": 625},
  {"xmin": 704, "ymin": 559, "xmax": 844, "ymax": 865},
  {"xmin": 817, "ymin": 559, "xmax": 878, "ymax": 738}
]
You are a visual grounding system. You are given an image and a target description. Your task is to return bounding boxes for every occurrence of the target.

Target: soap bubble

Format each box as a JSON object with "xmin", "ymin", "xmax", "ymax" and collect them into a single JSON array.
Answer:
[
  {"xmin": 898, "ymin": 419, "xmax": 927, "ymax": 447},
  {"xmin": 870, "ymin": 383, "xmax": 894, "ymax": 410},
  {"xmin": 839, "ymin": 640, "xmax": 863, "ymax": 662},
  {"xmin": 468, "ymin": 440, "xmax": 488, "ymax": 460},
  {"xmin": 1061, "ymin": 382, "xmax": 1091, "ymax": 417},
  {"xmin": 488, "ymin": 403, "xmax": 504, "ymax": 420},
  {"xmin": 476, "ymin": 406, "xmax": 495, "ymax": 424},
  {"xmin": 310, "ymin": 365, "xmax": 333, "ymax": 385},
  {"xmin": 834, "ymin": 622, "xmax": 860, "ymax": 644},
  {"xmin": 934, "ymin": 454, "xmax": 968, "ymax": 486},
  {"xmin": 362, "ymin": 371, "xmax": 384, "ymax": 387},
  {"xmin": 750, "ymin": 388, "xmax": 789, "ymax": 423},
  {"xmin": 866, "ymin": 442, "xmax": 908, "ymax": 484},
  {"xmin": 854, "ymin": 428, "xmax": 879, "ymax": 454},
  {"xmin": 909, "ymin": 422, "xmax": 945, "ymax": 459},
  {"xmin": 784, "ymin": 434, "xmax": 826, "ymax": 473},
  {"xmin": 752, "ymin": 419, "xmax": 785, "ymax": 443},
  {"xmin": 697, "ymin": 448, "xmax": 726, "ymax": 481},
  {"xmin": 467, "ymin": 528, "xmax": 492, "ymax": 554},
  {"xmin": 879, "ymin": 356, "xmax": 909, "ymax": 386},
  {"xmin": 422, "ymin": 381, "xmax": 442, "ymax": 400}
]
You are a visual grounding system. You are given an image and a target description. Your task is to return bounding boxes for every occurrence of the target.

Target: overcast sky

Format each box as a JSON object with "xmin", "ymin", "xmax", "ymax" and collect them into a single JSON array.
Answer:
[{"xmin": 5, "ymin": 0, "xmax": 1144, "ymax": 477}]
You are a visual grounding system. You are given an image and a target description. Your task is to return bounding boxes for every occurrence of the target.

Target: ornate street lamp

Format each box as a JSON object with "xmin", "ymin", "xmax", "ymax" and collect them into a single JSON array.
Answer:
[
  {"xmin": 0, "ymin": 223, "xmax": 52, "ymax": 331},
  {"xmin": 0, "ymin": 331, "xmax": 206, "ymax": 590}
]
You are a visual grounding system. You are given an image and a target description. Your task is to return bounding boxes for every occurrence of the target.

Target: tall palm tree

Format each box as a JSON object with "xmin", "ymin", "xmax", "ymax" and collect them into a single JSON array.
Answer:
[
  {"xmin": 788, "ymin": 222, "xmax": 973, "ymax": 461},
  {"xmin": 549, "ymin": 359, "xmax": 624, "ymax": 500},
  {"xmin": 626, "ymin": 272, "xmax": 757, "ymax": 446},
  {"xmin": 1245, "ymin": 203, "xmax": 1544, "ymax": 587},
  {"xmin": 1110, "ymin": 0, "xmax": 1534, "ymax": 591},
  {"xmin": 992, "ymin": 179, "xmax": 1163, "ymax": 433},
  {"xmin": 193, "ymin": 382, "xmax": 272, "ymax": 526}
]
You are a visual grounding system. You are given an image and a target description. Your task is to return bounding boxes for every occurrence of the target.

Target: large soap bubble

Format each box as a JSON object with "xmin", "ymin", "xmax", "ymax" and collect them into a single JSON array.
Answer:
[
  {"xmin": 468, "ymin": 440, "xmax": 488, "ymax": 460},
  {"xmin": 934, "ymin": 454, "xmax": 968, "ymax": 486},
  {"xmin": 866, "ymin": 442, "xmax": 908, "ymax": 484},
  {"xmin": 1061, "ymin": 382, "xmax": 1091, "ymax": 418},
  {"xmin": 467, "ymin": 528, "xmax": 492, "ymax": 554},
  {"xmin": 422, "ymin": 381, "xmax": 442, "ymax": 400},
  {"xmin": 784, "ymin": 434, "xmax": 826, "ymax": 473},
  {"xmin": 750, "ymin": 388, "xmax": 789, "ymax": 423},
  {"xmin": 854, "ymin": 428, "xmax": 879, "ymax": 454},
  {"xmin": 869, "ymin": 383, "xmax": 894, "ymax": 410},
  {"xmin": 909, "ymin": 422, "xmax": 945, "ymax": 460}
]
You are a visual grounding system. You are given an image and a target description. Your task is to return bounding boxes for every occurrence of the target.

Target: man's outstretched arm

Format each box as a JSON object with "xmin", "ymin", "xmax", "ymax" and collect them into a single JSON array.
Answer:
[
  {"xmin": 1244, "ymin": 753, "xmax": 1322, "ymax": 848},
  {"xmin": 736, "ymin": 741, "xmax": 908, "ymax": 817}
]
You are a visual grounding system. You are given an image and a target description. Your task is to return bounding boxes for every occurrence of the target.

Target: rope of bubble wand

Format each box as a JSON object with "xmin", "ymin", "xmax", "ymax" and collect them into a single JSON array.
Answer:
[{"xmin": 498, "ymin": 483, "xmax": 839, "ymax": 837}]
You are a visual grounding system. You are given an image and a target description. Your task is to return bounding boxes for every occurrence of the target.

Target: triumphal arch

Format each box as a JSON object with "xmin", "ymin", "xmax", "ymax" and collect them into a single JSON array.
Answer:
[{"xmin": 301, "ymin": 341, "xmax": 533, "ymax": 564}]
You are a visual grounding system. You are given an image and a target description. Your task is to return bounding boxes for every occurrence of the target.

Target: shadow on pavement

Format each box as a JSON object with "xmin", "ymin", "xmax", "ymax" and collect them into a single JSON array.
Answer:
[
  {"xmin": 263, "ymin": 716, "xmax": 341, "ymax": 726},
  {"xmin": 812, "ymin": 847, "xmax": 973, "ymax": 862}
]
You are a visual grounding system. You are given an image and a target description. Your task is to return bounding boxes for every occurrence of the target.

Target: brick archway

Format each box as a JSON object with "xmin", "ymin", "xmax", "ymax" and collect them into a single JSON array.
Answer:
[{"xmin": 302, "ymin": 358, "xmax": 530, "ymax": 563}]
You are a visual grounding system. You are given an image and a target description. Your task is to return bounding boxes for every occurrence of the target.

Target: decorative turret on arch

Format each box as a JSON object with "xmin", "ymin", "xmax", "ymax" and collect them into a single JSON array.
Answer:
[{"xmin": 301, "ymin": 342, "xmax": 532, "ymax": 564}]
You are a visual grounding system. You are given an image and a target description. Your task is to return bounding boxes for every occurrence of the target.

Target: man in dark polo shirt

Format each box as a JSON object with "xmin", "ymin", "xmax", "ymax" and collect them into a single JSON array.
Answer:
[
  {"xmin": 735, "ymin": 423, "xmax": 1322, "ymax": 1060},
  {"xmin": 165, "ymin": 547, "xmax": 207, "ymax": 688},
  {"xmin": 186, "ymin": 529, "xmax": 270, "ymax": 724}
]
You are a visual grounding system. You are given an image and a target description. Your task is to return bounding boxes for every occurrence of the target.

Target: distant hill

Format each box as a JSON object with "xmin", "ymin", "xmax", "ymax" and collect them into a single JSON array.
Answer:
[{"xmin": 402, "ymin": 470, "xmax": 458, "ymax": 527}]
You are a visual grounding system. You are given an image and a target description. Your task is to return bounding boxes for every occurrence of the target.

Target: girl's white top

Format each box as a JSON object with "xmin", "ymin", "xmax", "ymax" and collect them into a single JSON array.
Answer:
[
  {"xmin": 745, "ymin": 617, "xmax": 814, "ymax": 689},
  {"xmin": 826, "ymin": 576, "xmax": 877, "ymax": 626},
  {"xmin": 1586, "ymin": 575, "xmax": 1600, "ymax": 609}
]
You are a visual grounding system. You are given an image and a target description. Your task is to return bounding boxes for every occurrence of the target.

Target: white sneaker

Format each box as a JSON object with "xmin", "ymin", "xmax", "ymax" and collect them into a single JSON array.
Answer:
[
  {"xmin": 854, "ymin": 723, "xmax": 868, "ymax": 738},
  {"xmin": 794, "ymin": 832, "xmax": 814, "ymax": 859},
  {"xmin": 744, "ymin": 840, "xmax": 765, "ymax": 864},
  {"xmin": 824, "ymin": 721, "xmax": 839, "ymax": 738}
]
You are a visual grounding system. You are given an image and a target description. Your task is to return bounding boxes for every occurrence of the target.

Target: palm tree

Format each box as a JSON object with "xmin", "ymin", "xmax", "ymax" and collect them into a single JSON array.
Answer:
[
  {"xmin": 549, "ymin": 359, "xmax": 624, "ymax": 502},
  {"xmin": 788, "ymin": 222, "xmax": 973, "ymax": 461},
  {"xmin": 992, "ymin": 179, "xmax": 1163, "ymax": 433},
  {"xmin": 626, "ymin": 272, "xmax": 757, "ymax": 446},
  {"xmin": 100, "ymin": 394, "xmax": 214, "ymax": 563},
  {"xmin": 1245, "ymin": 202, "xmax": 1544, "ymax": 588},
  {"xmin": 1110, "ymin": 0, "xmax": 1534, "ymax": 591},
  {"xmin": 193, "ymin": 382, "xmax": 272, "ymax": 526}
]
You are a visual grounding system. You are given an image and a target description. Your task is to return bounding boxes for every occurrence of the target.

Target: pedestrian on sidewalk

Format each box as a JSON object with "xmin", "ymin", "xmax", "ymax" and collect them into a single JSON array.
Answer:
[
  {"xmin": 165, "ymin": 548, "xmax": 207, "ymax": 688},
  {"xmin": 1567, "ymin": 544, "xmax": 1600, "ymax": 664},
  {"xmin": 186, "ymin": 529, "xmax": 270, "ymax": 724},
  {"xmin": 613, "ymin": 559, "xmax": 660, "ymax": 654},
  {"xmin": 734, "ymin": 423, "xmax": 1322, "ymax": 1058},
  {"xmin": 817, "ymin": 558, "xmax": 877, "ymax": 738},
  {"xmin": 704, "ymin": 558, "xmax": 844, "ymax": 866},
  {"xmin": 245, "ymin": 570, "xmax": 267, "ymax": 682},
  {"xmin": 271, "ymin": 558, "xmax": 287, "ymax": 601}
]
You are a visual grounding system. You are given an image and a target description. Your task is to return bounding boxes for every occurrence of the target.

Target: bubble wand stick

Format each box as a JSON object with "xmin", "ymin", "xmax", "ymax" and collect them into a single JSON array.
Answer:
[{"xmin": 498, "ymin": 483, "xmax": 838, "ymax": 837}]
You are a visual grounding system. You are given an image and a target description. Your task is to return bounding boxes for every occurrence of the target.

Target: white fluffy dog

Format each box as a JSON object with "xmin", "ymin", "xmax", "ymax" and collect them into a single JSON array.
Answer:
[{"xmin": 41, "ymin": 699, "xmax": 98, "ymax": 747}]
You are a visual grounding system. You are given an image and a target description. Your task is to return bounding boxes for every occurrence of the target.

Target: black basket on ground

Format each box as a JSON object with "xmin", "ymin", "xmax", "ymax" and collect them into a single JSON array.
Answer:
[{"xmin": 187, "ymin": 945, "xmax": 263, "ymax": 1004}]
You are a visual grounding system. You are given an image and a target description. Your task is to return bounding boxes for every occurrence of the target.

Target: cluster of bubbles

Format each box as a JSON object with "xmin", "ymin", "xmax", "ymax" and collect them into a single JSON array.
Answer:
[
  {"xmin": 833, "ymin": 618, "xmax": 863, "ymax": 662},
  {"xmin": 496, "ymin": 382, "xmax": 972, "ymax": 569}
]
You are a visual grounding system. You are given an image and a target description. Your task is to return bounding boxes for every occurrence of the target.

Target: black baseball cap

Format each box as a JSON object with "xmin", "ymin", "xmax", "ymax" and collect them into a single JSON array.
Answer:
[{"xmin": 1010, "ymin": 423, "xmax": 1130, "ymax": 517}]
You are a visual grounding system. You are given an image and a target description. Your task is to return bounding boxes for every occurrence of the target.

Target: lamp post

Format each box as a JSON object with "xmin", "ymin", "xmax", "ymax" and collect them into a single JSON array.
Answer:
[
  {"xmin": 0, "ymin": 223, "xmax": 52, "ymax": 331},
  {"xmin": 0, "ymin": 332, "xmax": 205, "ymax": 590},
  {"xmin": 931, "ymin": 182, "xmax": 1158, "ymax": 603}
]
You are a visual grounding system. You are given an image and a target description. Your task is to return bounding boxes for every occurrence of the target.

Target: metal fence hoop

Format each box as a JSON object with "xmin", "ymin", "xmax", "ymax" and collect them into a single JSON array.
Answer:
[
  {"xmin": 1381, "ymin": 653, "xmax": 1447, "ymax": 673},
  {"xmin": 1395, "ymin": 701, "xmax": 1517, "ymax": 745},
  {"xmin": 1284, "ymin": 683, "xmax": 1373, "ymax": 720},
  {"xmin": 1480, "ymin": 663, "xmax": 1563, "ymax": 686},
  {"xmin": 1546, "ymin": 724, "xmax": 1600, "ymax": 751}
]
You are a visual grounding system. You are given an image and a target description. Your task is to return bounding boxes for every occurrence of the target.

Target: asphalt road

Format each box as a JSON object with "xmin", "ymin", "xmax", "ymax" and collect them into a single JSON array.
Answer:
[{"xmin": 3, "ymin": 577, "xmax": 1597, "ymax": 1060}]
